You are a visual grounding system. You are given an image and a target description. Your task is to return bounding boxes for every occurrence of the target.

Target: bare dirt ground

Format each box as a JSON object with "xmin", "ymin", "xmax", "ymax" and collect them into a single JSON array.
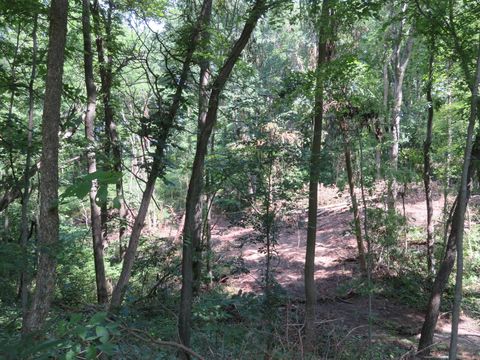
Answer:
[{"xmin": 211, "ymin": 183, "xmax": 480, "ymax": 359}]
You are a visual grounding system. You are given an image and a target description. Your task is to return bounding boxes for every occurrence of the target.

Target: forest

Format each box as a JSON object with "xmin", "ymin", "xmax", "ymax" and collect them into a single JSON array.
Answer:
[{"xmin": 0, "ymin": 0, "xmax": 479, "ymax": 358}]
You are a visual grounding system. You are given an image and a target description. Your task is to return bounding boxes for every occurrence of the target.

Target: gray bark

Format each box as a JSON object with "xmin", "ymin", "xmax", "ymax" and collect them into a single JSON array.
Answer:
[
  {"xmin": 341, "ymin": 119, "xmax": 367, "ymax": 274},
  {"xmin": 423, "ymin": 35, "xmax": 435, "ymax": 276},
  {"xmin": 82, "ymin": 0, "xmax": 109, "ymax": 304},
  {"xmin": 449, "ymin": 35, "xmax": 480, "ymax": 360},
  {"xmin": 418, "ymin": 35, "xmax": 480, "ymax": 357},
  {"xmin": 22, "ymin": 0, "xmax": 68, "ymax": 333},
  {"xmin": 192, "ymin": 7, "xmax": 212, "ymax": 295},
  {"xmin": 387, "ymin": 6, "xmax": 414, "ymax": 211},
  {"xmin": 304, "ymin": 0, "xmax": 331, "ymax": 351},
  {"xmin": 178, "ymin": 0, "xmax": 267, "ymax": 353},
  {"xmin": 19, "ymin": 14, "xmax": 38, "ymax": 317}
]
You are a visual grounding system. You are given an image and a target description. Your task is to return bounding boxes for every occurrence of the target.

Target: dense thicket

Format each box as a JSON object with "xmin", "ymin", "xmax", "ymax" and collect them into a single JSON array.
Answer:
[{"xmin": 0, "ymin": 0, "xmax": 479, "ymax": 358}]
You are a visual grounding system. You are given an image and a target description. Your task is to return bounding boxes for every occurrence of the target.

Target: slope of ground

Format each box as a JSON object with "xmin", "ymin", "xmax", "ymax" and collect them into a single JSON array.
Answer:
[{"xmin": 211, "ymin": 184, "xmax": 480, "ymax": 359}]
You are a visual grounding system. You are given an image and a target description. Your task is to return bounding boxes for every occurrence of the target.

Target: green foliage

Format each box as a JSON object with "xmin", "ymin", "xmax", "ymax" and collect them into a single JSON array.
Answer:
[
  {"xmin": 366, "ymin": 207, "xmax": 407, "ymax": 268},
  {"xmin": 1, "ymin": 0, "xmax": 480, "ymax": 357},
  {"xmin": 0, "ymin": 311, "xmax": 120, "ymax": 359},
  {"xmin": 60, "ymin": 170, "xmax": 123, "ymax": 207}
]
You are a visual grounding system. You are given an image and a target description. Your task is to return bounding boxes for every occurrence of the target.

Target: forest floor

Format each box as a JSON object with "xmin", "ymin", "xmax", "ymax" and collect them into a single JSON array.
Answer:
[{"xmin": 210, "ymin": 183, "xmax": 480, "ymax": 359}]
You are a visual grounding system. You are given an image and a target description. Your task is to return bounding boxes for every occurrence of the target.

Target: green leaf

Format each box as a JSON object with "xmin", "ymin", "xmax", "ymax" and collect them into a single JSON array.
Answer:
[
  {"xmin": 61, "ymin": 181, "xmax": 91, "ymax": 200},
  {"xmin": 95, "ymin": 185, "xmax": 108, "ymax": 206},
  {"xmin": 97, "ymin": 342, "xmax": 116, "ymax": 355},
  {"xmin": 86, "ymin": 345, "xmax": 97, "ymax": 359},
  {"xmin": 96, "ymin": 326, "xmax": 109, "ymax": 343},
  {"xmin": 60, "ymin": 170, "xmax": 122, "ymax": 201},
  {"xmin": 112, "ymin": 196, "xmax": 122, "ymax": 209},
  {"xmin": 88, "ymin": 311, "xmax": 107, "ymax": 325},
  {"xmin": 75, "ymin": 326, "xmax": 88, "ymax": 340},
  {"xmin": 69, "ymin": 313, "xmax": 82, "ymax": 324},
  {"xmin": 65, "ymin": 349, "xmax": 76, "ymax": 360}
]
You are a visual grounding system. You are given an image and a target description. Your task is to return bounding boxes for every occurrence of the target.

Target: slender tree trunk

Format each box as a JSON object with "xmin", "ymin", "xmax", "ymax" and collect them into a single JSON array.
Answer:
[
  {"xmin": 204, "ymin": 133, "xmax": 215, "ymax": 289},
  {"xmin": 109, "ymin": 0, "xmax": 213, "ymax": 309},
  {"xmin": 418, "ymin": 39, "xmax": 480, "ymax": 356},
  {"xmin": 82, "ymin": 0, "xmax": 108, "ymax": 304},
  {"xmin": 22, "ymin": 0, "xmax": 68, "ymax": 333},
  {"xmin": 19, "ymin": 14, "xmax": 38, "ymax": 317},
  {"xmin": 92, "ymin": 0, "xmax": 127, "ymax": 255},
  {"xmin": 375, "ymin": 60, "xmax": 389, "ymax": 180},
  {"xmin": 443, "ymin": 93, "xmax": 452, "ymax": 244},
  {"xmin": 5, "ymin": 25, "xmax": 20, "ymax": 182},
  {"xmin": 192, "ymin": 12, "xmax": 212, "ymax": 294},
  {"xmin": 423, "ymin": 35, "xmax": 435, "ymax": 277},
  {"xmin": 387, "ymin": 9, "xmax": 414, "ymax": 211},
  {"xmin": 178, "ymin": 0, "xmax": 267, "ymax": 353},
  {"xmin": 304, "ymin": 0, "xmax": 331, "ymax": 352},
  {"xmin": 449, "ymin": 36, "xmax": 480, "ymax": 360},
  {"xmin": 341, "ymin": 119, "xmax": 367, "ymax": 274},
  {"xmin": 359, "ymin": 130, "xmax": 373, "ymax": 354}
]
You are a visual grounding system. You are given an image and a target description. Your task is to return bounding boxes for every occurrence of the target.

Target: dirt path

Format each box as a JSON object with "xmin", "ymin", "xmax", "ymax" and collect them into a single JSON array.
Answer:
[{"xmin": 211, "ymin": 186, "xmax": 480, "ymax": 359}]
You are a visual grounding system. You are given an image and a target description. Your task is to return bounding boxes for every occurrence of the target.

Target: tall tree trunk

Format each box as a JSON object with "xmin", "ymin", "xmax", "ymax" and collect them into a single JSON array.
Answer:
[
  {"xmin": 82, "ymin": 0, "xmax": 108, "ymax": 304},
  {"xmin": 178, "ymin": 0, "xmax": 267, "ymax": 353},
  {"xmin": 448, "ymin": 36, "xmax": 480, "ymax": 360},
  {"xmin": 204, "ymin": 133, "xmax": 215, "ymax": 289},
  {"xmin": 443, "ymin": 88, "xmax": 452, "ymax": 244},
  {"xmin": 92, "ymin": 0, "xmax": 127, "ymax": 255},
  {"xmin": 341, "ymin": 119, "xmax": 367, "ymax": 274},
  {"xmin": 423, "ymin": 35, "xmax": 435, "ymax": 277},
  {"xmin": 191, "ymin": 10, "xmax": 212, "ymax": 294},
  {"xmin": 387, "ymin": 6, "xmax": 414, "ymax": 211},
  {"xmin": 22, "ymin": 0, "xmax": 68, "ymax": 334},
  {"xmin": 5, "ymin": 25, "xmax": 20, "ymax": 182},
  {"xmin": 418, "ymin": 38, "xmax": 480, "ymax": 356},
  {"xmin": 109, "ymin": 0, "xmax": 213, "ymax": 309},
  {"xmin": 375, "ymin": 59, "xmax": 389, "ymax": 180},
  {"xmin": 19, "ymin": 14, "xmax": 38, "ymax": 318},
  {"xmin": 304, "ymin": 0, "xmax": 331, "ymax": 352}
]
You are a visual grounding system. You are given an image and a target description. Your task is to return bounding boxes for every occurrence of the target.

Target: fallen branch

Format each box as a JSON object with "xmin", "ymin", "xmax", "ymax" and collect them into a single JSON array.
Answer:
[{"xmin": 114, "ymin": 321, "xmax": 205, "ymax": 360}]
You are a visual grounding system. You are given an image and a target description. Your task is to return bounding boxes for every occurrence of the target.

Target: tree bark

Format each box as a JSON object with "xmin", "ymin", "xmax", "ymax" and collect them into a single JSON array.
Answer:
[
  {"xmin": 448, "ymin": 36, "xmax": 480, "ymax": 360},
  {"xmin": 109, "ymin": 0, "xmax": 213, "ymax": 310},
  {"xmin": 204, "ymin": 133, "xmax": 215, "ymax": 290},
  {"xmin": 178, "ymin": 0, "xmax": 267, "ymax": 353},
  {"xmin": 387, "ymin": 6, "xmax": 414, "ymax": 211},
  {"xmin": 375, "ymin": 58, "xmax": 389, "ymax": 180},
  {"xmin": 22, "ymin": 0, "xmax": 68, "ymax": 334},
  {"xmin": 418, "ymin": 37, "xmax": 480, "ymax": 356},
  {"xmin": 192, "ymin": 5, "xmax": 212, "ymax": 295},
  {"xmin": 19, "ymin": 14, "xmax": 38, "ymax": 318},
  {"xmin": 341, "ymin": 119, "xmax": 367, "ymax": 274},
  {"xmin": 82, "ymin": 0, "xmax": 108, "ymax": 304},
  {"xmin": 304, "ymin": 0, "xmax": 331, "ymax": 352},
  {"xmin": 92, "ymin": 0, "xmax": 127, "ymax": 255},
  {"xmin": 423, "ymin": 35, "xmax": 435, "ymax": 276}
]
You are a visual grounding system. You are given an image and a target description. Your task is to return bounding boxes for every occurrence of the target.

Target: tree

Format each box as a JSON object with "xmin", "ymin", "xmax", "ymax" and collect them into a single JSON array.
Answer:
[
  {"xmin": 339, "ymin": 115, "xmax": 367, "ymax": 274},
  {"xmin": 91, "ymin": 0, "xmax": 127, "ymax": 254},
  {"xmin": 109, "ymin": 0, "xmax": 213, "ymax": 309},
  {"xmin": 417, "ymin": 1, "xmax": 480, "ymax": 355},
  {"xmin": 178, "ymin": 0, "xmax": 268, "ymax": 353},
  {"xmin": 22, "ymin": 0, "xmax": 69, "ymax": 333},
  {"xmin": 423, "ymin": 32, "xmax": 435, "ymax": 277},
  {"xmin": 19, "ymin": 10, "xmax": 38, "ymax": 318},
  {"xmin": 386, "ymin": 2, "xmax": 414, "ymax": 211},
  {"xmin": 191, "ymin": 0, "xmax": 213, "ymax": 297},
  {"xmin": 82, "ymin": 0, "xmax": 108, "ymax": 304},
  {"xmin": 304, "ymin": 0, "xmax": 332, "ymax": 351},
  {"xmin": 448, "ymin": 37, "xmax": 480, "ymax": 359}
]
